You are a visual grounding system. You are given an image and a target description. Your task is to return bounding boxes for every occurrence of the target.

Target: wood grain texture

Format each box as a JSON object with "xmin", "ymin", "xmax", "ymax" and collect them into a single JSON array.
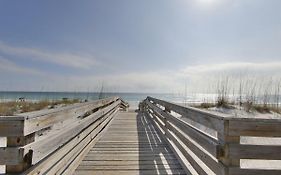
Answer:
[
  {"xmin": 0, "ymin": 147, "xmax": 24, "ymax": 165},
  {"xmin": 22, "ymin": 107, "xmax": 120, "ymax": 175},
  {"xmin": 0, "ymin": 119, "xmax": 24, "ymax": 137},
  {"xmin": 22, "ymin": 97, "xmax": 119, "ymax": 136},
  {"xmin": 147, "ymin": 96, "xmax": 225, "ymax": 130},
  {"xmin": 23, "ymin": 101, "xmax": 121, "ymax": 165},
  {"xmin": 144, "ymin": 97, "xmax": 281, "ymax": 175},
  {"xmin": 146, "ymin": 100, "xmax": 219, "ymax": 156},
  {"xmin": 74, "ymin": 111, "xmax": 187, "ymax": 175}
]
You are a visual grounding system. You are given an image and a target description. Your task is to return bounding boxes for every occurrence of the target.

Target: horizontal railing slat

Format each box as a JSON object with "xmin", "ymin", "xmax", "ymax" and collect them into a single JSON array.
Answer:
[
  {"xmin": 23, "ymin": 100, "xmax": 121, "ymax": 164},
  {"xmin": 143, "ymin": 96, "xmax": 281, "ymax": 175},
  {"xmin": 147, "ymin": 111, "xmax": 165, "ymax": 133},
  {"xmin": 21, "ymin": 97, "xmax": 118, "ymax": 136},
  {"xmin": 167, "ymin": 122, "xmax": 225, "ymax": 175},
  {"xmin": 166, "ymin": 130, "xmax": 209, "ymax": 175},
  {"xmin": 144, "ymin": 111, "xmax": 192, "ymax": 174},
  {"xmin": 228, "ymin": 120, "xmax": 281, "ymax": 137},
  {"xmin": 229, "ymin": 144, "xmax": 281, "ymax": 159},
  {"xmin": 0, "ymin": 120, "xmax": 24, "ymax": 137},
  {"xmin": 147, "ymin": 96, "xmax": 226, "ymax": 130},
  {"xmin": 52, "ymin": 108, "xmax": 118, "ymax": 175},
  {"xmin": 146, "ymin": 100, "xmax": 219, "ymax": 155},
  {"xmin": 18, "ymin": 97, "xmax": 118, "ymax": 119},
  {"xmin": 23, "ymin": 106, "xmax": 118, "ymax": 175},
  {"xmin": 0, "ymin": 147, "xmax": 24, "ymax": 165},
  {"xmin": 145, "ymin": 98, "xmax": 223, "ymax": 175},
  {"xmin": 0, "ymin": 97, "xmax": 128, "ymax": 174},
  {"xmin": 229, "ymin": 168, "xmax": 281, "ymax": 175}
]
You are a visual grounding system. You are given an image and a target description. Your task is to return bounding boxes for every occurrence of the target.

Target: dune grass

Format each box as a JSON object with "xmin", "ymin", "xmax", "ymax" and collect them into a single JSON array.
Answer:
[
  {"xmin": 191, "ymin": 76, "xmax": 281, "ymax": 114},
  {"xmin": 0, "ymin": 99, "xmax": 80, "ymax": 116},
  {"xmin": 194, "ymin": 102, "xmax": 216, "ymax": 109}
]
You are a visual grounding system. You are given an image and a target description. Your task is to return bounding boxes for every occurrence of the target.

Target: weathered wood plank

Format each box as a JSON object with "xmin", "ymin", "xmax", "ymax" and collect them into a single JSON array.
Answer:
[
  {"xmin": 166, "ymin": 130, "xmax": 209, "ymax": 175},
  {"xmin": 144, "ymin": 112, "xmax": 166, "ymax": 135},
  {"xmin": 147, "ymin": 96, "xmax": 225, "ymax": 130},
  {"xmin": 55, "ymin": 108, "xmax": 117, "ymax": 175},
  {"xmin": 93, "ymin": 144, "xmax": 168, "ymax": 148},
  {"xmin": 83, "ymin": 154, "xmax": 178, "ymax": 161},
  {"xmin": 169, "ymin": 116, "xmax": 219, "ymax": 152},
  {"xmin": 5, "ymin": 129, "xmax": 34, "ymax": 173},
  {"xmin": 91, "ymin": 147, "xmax": 170, "ymax": 151},
  {"xmin": 146, "ymin": 99, "xmax": 219, "ymax": 154},
  {"xmin": 75, "ymin": 111, "xmax": 186, "ymax": 175},
  {"xmin": 7, "ymin": 133, "xmax": 35, "ymax": 146},
  {"xmin": 229, "ymin": 168, "xmax": 281, "ymax": 175},
  {"xmin": 145, "ymin": 111, "xmax": 192, "ymax": 175},
  {"xmin": 21, "ymin": 97, "xmax": 119, "ymax": 136},
  {"xmin": 74, "ymin": 169, "xmax": 186, "ymax": 175},
  {"xmin": 228, "ymin": 120, "xmax": 281, "ymax": 137},
  {"xmin": 167, "ymin": 122, "xmax": 225, "ymax": 175},
  {"xmin": 22, "ymin": 101, "xmax": 120, "ymax": 165},
  {"xmin": 76, "ymin": 164, "xmax": 183, "ymax": 170},
  {"xmin": 19, "ymin": 97, "xmax": 118, "ymax": 119},
  {"xmin": 0, "ymin": 147, "xmax": 24, "ymax": 165},
  {"xmin": 88, "ymin": 150, "xmax": 171, "ymax": 154},
  {"xmin": 79, "ymin": 160, "xmax": 180, "ymax": 166},
  {"xmin": 0, "ymin": 120, "xmax": 24, "ymax": 137},
  {"xmin": 143, "ymin": 97, "xmax": 281, "ymax": 175},
  {"xmin": 22, "ymin": 105, "xmax": 118, "ymax": 175},
  {"xmin": 228, "ymin": 144, "xmax": 281, "ymax": 159}
]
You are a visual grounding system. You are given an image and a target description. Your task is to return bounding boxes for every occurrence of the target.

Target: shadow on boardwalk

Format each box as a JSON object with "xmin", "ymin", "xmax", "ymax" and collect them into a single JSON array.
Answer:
[
  {"xmin": 74, "ymin": 111, "xmax": 186, "ymax": 175},
  {"xmin": 137, "ymin": 111, "xmax": 186, "ymax": 174}
]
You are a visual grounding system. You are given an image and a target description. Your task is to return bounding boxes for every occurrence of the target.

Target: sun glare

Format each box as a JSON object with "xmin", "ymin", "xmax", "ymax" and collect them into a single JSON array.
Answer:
[
  {"xmin": 198, "ymin": 0, "xmax": 216, "ymax": 4},
  {"xmin": 197, "ymin": 0, "xmax": 219, "ymax": 6}
]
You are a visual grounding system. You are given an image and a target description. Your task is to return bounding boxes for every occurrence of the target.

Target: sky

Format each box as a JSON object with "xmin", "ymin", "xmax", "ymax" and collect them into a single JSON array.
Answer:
[{"xmin": 0, "ymin": 0, "xmax": 280, "ymax": 93}]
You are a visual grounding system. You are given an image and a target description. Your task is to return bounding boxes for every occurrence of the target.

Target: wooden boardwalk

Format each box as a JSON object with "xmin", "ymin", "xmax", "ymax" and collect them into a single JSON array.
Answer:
[
  {"xmin": 2, "ymin": 97, "xmax": 280, "ymax": 175},
  {"xmin": 74, "ymin": 111, "xmax": 186, "ymax": 175}
]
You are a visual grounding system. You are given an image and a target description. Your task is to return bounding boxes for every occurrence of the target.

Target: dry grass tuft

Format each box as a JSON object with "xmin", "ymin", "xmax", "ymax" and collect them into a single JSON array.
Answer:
[
  {"xmin": 193, "ymin": 103, "xmax": 216, "ymax": 109},
  {"xmin": 252, "ymin": 105, "xmax": 280, "ymax": 114},
  {"xmin": 0, "ymin": 99, "xmax": 81, "ymax": 116}
]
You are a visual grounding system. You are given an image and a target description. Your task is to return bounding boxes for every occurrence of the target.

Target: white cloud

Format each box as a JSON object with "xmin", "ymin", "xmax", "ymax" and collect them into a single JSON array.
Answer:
[
  {"xmin": 176, "ymin": 61, "xmax": 281, "ymax": 93},
  {"xmin": 32, "ymin": 61, "xmax": 281, "ymax": 93},
  {"xmin": 180, "ymin": 62, "xmax": 281, "ymax": 76},
  {"xmin": 0, "ymin": 56, "xmax": 43, "ymax": 75},
  {"xmin": 0, "ymin": 42, "xmax": 97, "ymax": 69},
  {"xmin": 0, "ymin": 58, "xmax": 280, "ymax": 93},
  {"xmin": 38, "ymin": 71, "xmax": 183, "ymax": 93}
]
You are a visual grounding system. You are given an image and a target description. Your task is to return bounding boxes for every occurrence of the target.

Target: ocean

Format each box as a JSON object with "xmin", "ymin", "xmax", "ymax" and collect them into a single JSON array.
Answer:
[
  {"xmin": 1, "ymin": 91, "xmax": 279, "ymax": 109},
  {"xmin": 0, "ymin": 91, "xmax": 213, "ymax": 109}
]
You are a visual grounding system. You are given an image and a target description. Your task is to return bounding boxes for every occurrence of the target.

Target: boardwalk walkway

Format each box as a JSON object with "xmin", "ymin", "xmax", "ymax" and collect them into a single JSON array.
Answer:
[
  {"xmin": 74, "ymin": 111, "xmax": 186, "ymax": 175},
  {"xmin": 2, "ymin": 97, "xmax": 281, "ymax": 175}
]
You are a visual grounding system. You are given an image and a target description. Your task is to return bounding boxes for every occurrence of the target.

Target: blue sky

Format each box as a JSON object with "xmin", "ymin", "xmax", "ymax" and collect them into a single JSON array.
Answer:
[{"xmin": 0, "ymin": 0, "xmax": 281, "ymax": 93}]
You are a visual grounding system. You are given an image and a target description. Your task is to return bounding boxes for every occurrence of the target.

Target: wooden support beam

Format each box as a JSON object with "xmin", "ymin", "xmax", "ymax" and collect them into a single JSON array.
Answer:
[
  {"xmin": 7, "ymin": 133, "xmax": 35, "ymax": 146},
  {"xmin": 218, "ymin": 120, "xmax": 240, "ymax": 175},
  {"xmin": 0, "ymin": 117, "xmax": 25, "ymax": 137},
  {"xmin": 5, "ymin": 134, "xmax": 35, "ymax": 173}
]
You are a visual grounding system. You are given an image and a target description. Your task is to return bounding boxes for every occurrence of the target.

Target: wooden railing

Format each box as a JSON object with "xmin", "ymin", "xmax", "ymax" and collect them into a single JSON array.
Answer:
[
  {"xmin": 140, "ymin": 96, "xmax": 281, "ymax": 175},
  {"xmin": 0, "ymin": 97, "xmax": 128, "ymax": 175}
]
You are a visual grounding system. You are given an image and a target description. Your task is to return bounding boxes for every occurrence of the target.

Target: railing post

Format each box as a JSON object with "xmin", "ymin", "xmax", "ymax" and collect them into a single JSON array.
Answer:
[
  {"xmin": 139, "ymin": 101, "xmax": 145, "ymax": 112},
  {"xmin": 163, "ymin": 107, "xmax": 170, "ymax": 136},
  {"xmin": 218, "ymin": 120, "xmax": 240, "ymax": 175},
  {"xmin": 6, "ymin": 133, "xmax": 35, "ymax": 173},
  {"xmin": 164, "ymin": 107, "xmax": 171, "ymax": 113}
]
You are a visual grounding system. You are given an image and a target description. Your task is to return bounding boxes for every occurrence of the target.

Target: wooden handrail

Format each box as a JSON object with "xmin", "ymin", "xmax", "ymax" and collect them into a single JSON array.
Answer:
[
  {"xmin": 0, "ymin": 97, "xmax": 128, "ymax": 174},
  {"xmin": 141, "ymin": 97, "xmax": 281, "ymax": 175}
]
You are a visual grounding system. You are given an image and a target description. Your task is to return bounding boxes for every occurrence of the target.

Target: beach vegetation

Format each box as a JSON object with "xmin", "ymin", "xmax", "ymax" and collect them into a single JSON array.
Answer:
[
  {"xmin": 190, "ymin": 75, "xmax": 281, "ymax": 115},
  {"xmin": 0, "ymin": 99, "xmax": 81, "ymax": 116}
]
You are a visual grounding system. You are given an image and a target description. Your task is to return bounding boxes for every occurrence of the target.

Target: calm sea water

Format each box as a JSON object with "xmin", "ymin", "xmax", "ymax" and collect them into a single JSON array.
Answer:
[
  {"xmin": 1, "ymin": 92, "xmax": 279, "ymax": 109},
  {"xmin": 0, "ymin": 91, "xmax": 213, "ymax": 109}
]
